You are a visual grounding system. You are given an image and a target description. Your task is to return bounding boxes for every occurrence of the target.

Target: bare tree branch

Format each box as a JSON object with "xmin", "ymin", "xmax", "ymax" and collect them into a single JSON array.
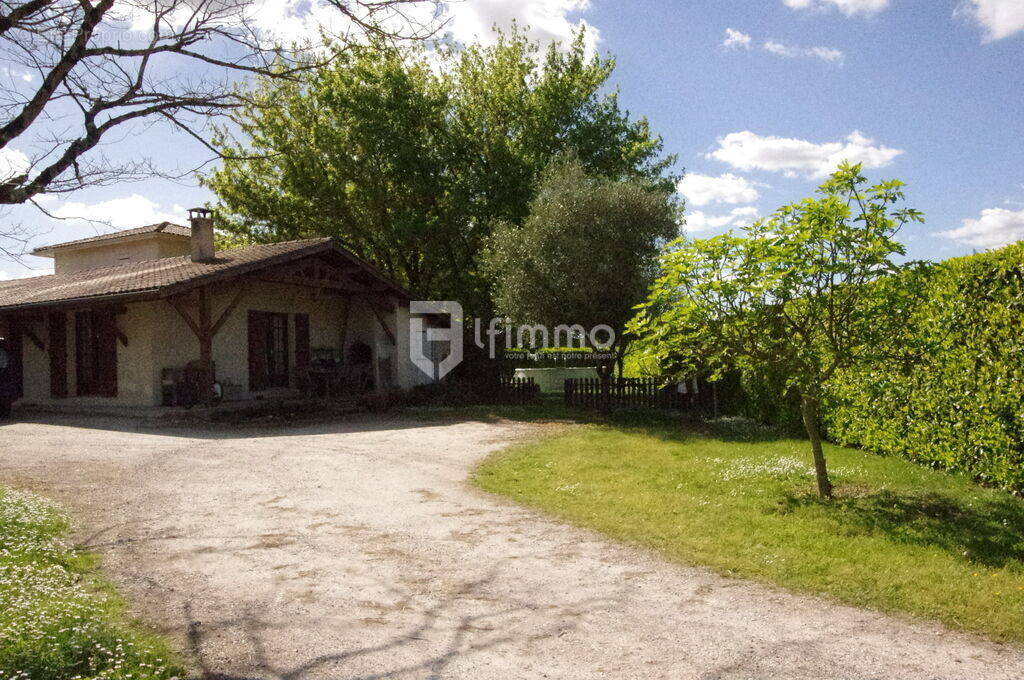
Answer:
[{"xmin": 0, "ymin": 0, "xmax": 441, "ymax": 206}]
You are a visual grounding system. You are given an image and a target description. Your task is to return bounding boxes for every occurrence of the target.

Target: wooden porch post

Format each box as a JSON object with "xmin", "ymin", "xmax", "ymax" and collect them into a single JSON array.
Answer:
[{"xmin": 197, "ymin": 286, "xmax": 214, "ymax": 406}]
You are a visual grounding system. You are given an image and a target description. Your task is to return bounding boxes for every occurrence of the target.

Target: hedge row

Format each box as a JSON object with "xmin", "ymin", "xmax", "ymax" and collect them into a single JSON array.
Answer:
[{"xmin": 823, "ymin": 242, "xmax": 1024, "ymax": 493}]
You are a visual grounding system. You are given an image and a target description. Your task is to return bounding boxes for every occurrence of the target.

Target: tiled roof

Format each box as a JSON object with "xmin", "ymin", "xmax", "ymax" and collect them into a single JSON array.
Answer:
[
  {"xmin": 31, "ymin": 222, "xmax": 191, "ymax": 255},
  {"xmin": 0, "ymin": 238, "xmax": 408, "ymax": 312}
]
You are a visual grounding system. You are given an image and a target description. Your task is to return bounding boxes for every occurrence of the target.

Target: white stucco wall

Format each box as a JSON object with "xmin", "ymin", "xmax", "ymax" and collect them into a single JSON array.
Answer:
[
  {"xmin": 51, "ymin": 236, "xmax": 190, "ymax": 274},
  {"xmin": 150, "ymin": 283, "xmax": 406, "ymax": 403},
  {"xmin": 513, "ymin": 366, "xmax": 600, "ymax": 393},
  {"xmin": 13, "ymin": 283, "xmax": 411, "ymax": 408},
  {"xmin": 19, "ymin": 304, "xmax": 156, "ymax": 406}
]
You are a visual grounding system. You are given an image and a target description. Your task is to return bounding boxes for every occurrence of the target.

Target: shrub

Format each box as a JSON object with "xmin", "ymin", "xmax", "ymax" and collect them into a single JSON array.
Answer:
[
  {"xmin": 824, "ymin": 243, "xmax": 1024, "ymax": 493},
  {"xmin": 737, "ymin": 367, "xmax": 803, "ymax": 433},
  {"xmin": 403, "ymin": 378, "xmax": 539, "ymax": 408}
]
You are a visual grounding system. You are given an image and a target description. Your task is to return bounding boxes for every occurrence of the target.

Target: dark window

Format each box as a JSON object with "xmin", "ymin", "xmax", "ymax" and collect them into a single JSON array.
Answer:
[
  {"xmin": 247, "ymin": 311, "xmax": 290, "ymax": 391},
  {"xmin": 75, "ymin": 310, "xmax": 117, "ymax": 397}
]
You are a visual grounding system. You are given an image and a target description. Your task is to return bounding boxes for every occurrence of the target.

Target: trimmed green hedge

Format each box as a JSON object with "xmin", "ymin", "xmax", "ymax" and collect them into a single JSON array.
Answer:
[{"xmin": 824, "ymin": 243, "xmax": 1024, "ymax": 493}]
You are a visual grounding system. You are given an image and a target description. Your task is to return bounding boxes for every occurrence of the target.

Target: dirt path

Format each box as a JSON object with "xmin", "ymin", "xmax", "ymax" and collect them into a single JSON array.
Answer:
[{"xmin": 2, "ymin": 414, "xmax": 1022, "ymax": 679}]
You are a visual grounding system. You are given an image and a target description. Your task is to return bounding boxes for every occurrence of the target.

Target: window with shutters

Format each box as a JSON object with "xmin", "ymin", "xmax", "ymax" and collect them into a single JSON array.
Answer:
[
  {"xmin": 248, "ymin": 311, "xmax": 290, "ymax": 391},
  {"xmin": 75, "ymin": 310, "xmax": 117, "ymax": 397}
]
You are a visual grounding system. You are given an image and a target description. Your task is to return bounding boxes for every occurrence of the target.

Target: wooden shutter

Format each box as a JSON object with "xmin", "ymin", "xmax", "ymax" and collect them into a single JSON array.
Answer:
[
  {"xmin": 294, "ymin": 314, "xmax": 310, "ymax": 378},
  {"xmin": 74, "ymin": 310, "xmax": 117, "ymax": 397},
  {"xmin": 247, "ymin": 311, "xmax": 268, "ymax": 391},
  {"xmin": 74, "ymin": 311, "xmax": 90, "ymax": 395},
  {"xmin": 97, "ymin": 311, "xmax": 117, "ymax": 398},
  {"xmin": 7, "ymin": 318, "xmax": 23, "ymax": 399},
  {"xmin": 48, "ymin": 312, "xmax": 67, "ymax": 398}
]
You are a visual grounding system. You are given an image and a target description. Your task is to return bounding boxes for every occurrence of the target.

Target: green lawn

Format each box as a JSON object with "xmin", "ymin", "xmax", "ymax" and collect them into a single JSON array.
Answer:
[
  {"xmin": 0, "ymin": 486, "xmax": 182, "ymax": 679},
  {"xmin": 471, "ymin": 411, "xmax": 1024, "ymax": 643}
]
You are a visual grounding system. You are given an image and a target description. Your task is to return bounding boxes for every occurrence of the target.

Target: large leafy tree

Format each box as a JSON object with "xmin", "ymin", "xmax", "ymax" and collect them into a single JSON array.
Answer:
[
  {"xmin": 204, "ymin": 29, "xmax": 676, "ymax": 312},
  {"xmin": 628, "ymin": 163, "xmax": 924, "ymax": 499},
  {"xmin": 483, "ymin": 155, "xmax": 679, "ymax": 370}
]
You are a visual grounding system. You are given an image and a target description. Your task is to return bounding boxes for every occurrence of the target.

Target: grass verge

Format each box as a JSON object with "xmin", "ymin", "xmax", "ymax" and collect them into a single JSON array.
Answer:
[
  {"xmin": 0, "ymin": 486, "xmax": 182, "ymax": 679},
  {"xmin": 472, "ymin": 412, "xmax": 1024, "ymax": 643}
]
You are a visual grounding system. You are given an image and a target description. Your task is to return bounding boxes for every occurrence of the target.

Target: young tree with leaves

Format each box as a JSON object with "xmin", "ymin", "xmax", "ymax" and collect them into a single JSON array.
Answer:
[
  {"xmin": 628, "ymin": 163, "xmax": 924, "ymax": 498},
  {"xmin": 483, "ymin": 154, "xmax": 679, "ymax": 370},
  {"xmin": 204, "ymin": 28, "xmax": 676, "ymax": 313}
]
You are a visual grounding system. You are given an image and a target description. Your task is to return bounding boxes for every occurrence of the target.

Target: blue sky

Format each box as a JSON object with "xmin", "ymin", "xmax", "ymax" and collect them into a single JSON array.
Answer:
[{"xmin": 1, "ymin": 0, "xmax": 1022, "ymax": 279}]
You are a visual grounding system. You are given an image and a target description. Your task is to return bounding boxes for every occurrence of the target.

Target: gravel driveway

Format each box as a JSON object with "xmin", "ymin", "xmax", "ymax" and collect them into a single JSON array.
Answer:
[{"xmin": 2, "ymin": 414, "xmax": 1022, "ymax": 679}]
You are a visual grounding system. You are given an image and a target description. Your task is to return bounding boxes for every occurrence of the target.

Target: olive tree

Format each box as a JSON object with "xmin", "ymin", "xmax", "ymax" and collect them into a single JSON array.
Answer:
[
  {"xmin": 628, "ymin": 163, "xmax": 923, "ymax": 498},
  {"xmin": 484, "ymin": 154, "xmax": 679, "ymax": 370}
]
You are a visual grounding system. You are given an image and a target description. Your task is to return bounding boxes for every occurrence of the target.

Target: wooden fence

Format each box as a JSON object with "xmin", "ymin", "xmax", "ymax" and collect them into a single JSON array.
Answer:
[
  {"xmin": 564, "ymin": 377, "xmax": 708, "ymax": 412},
  {"xmin": 498, "ymin": 376, "xmax": 540, "ymax": 405}
]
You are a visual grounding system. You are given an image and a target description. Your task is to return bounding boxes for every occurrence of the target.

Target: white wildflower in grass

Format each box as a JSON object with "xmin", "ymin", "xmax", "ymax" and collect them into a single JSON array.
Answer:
[
  {"xmin": 718, "ymin": 456, "xmax": 863, "ymax": 482},
  {"xmin": 0, "ymin": 487, "xmax": 181, "ymax": 679}
]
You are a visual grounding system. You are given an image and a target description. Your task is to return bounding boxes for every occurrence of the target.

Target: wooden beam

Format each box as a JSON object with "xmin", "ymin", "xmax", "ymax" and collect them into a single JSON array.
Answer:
[
  {"xmin": 369, "ymin": 300, "xmax": 396, "ymax": 346},
  {"xmin": 112, "ymin": 323, "xmax": 128, "ymax": 347},
  {"xmin": 210, "ymin": 287, "xmax": 245, "ymax": 337},
  {"xmin": 23, "ymin": 326, "xmax": 44, "ymax": 352},
  {"xmin": 259, "ymin": 258, "xmax": 389, "ymax": 295},
  {"xmin": 257, "ymin": 273, "xmax": 370, "ymax": 293},
  {"xmin": 167, "ymin": 295, "xmax": 201, "ymax": 339}
]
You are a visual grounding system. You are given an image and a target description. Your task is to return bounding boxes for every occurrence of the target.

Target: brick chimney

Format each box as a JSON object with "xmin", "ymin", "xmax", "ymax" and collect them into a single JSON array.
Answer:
[{"xmin": 188, "ymin": 207, "xmax": 215, "ymax": 262}]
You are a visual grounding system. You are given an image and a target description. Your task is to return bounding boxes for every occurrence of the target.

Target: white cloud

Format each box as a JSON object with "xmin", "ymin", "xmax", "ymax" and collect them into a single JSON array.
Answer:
[
  {"xmin": 117, "ymin": 0, "xmax": 597, "ymax": 64},
  {"xmin": 677, "ymin": 173, "xmax": 763, "ymax": 207},
  {"xmin": 233, "ymin": 0, "xmax": 424, "ymax": 47},
  {"xmin": 685, "ymin": 206, "xmax": 761, "ymax": 233},
  {"xmin": 959, "ymin": 0, "xmax": 1024, "ymax": 42},
  {"xmin": 0, "ymin": 147, "xmax": 29, "ymax": 183},
  {"xmin": 50, "ymin": 194, "xmax": 185, "ymax": 229},
  {"xmin": 763, "ymin": 40, "xmax": 845, "ymax": 63},
  {"xmin": 937, "ymin": 207, "xmax": 1024, "ymax": 249},
  {"xmin": 221, "ymin": 0, "xmax": 599, "ymax": 56},
  {"xmin": 708, "ymin": 130, "xmax": 903, "ymax": 179},
  {"xmin": 783, "ymin": 0, "xmax": 889, "ymax": 16},
  {"xmin": 441, "ymin": 0, "xmax": 599, "ymax": 53},
  {"xmin": 723, "ymin": 28, "xmax": 752, "ymax": 49},
  {"xmin": 722, "ymin": 30, "xmax": 844, "ymax": 64},
  {"xmin": 1, "ymin": 67, "xmax": 33, "ymax": 83},
  {"xmin": 0, "ymin": 266, "xmax": 52, "ymax": 281}
]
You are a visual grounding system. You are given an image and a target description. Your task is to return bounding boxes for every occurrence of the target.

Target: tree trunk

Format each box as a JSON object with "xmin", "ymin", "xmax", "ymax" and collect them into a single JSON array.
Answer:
[{"xmin": 800, "ymin": 392, "xmax": 833, "ymax": 499}]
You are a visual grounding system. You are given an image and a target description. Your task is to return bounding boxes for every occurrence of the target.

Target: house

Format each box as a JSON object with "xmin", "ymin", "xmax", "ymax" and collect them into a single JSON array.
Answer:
[{"xmin": 0, "ymin": 210, "xmax": 435, "ymax": 409}]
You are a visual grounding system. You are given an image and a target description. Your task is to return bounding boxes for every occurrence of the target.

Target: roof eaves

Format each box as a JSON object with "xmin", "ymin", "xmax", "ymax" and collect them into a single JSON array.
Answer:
[
  {"xmin": 0, "ymin": 288, "xmax": 163, "ymax": 314},
  {"xmin": 157, "ymin": 238, "xmax": 337, "ymax": 298},
  {"xmin": 30, "ymin": 222, "xmax": 191, "ymax": 256}
]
